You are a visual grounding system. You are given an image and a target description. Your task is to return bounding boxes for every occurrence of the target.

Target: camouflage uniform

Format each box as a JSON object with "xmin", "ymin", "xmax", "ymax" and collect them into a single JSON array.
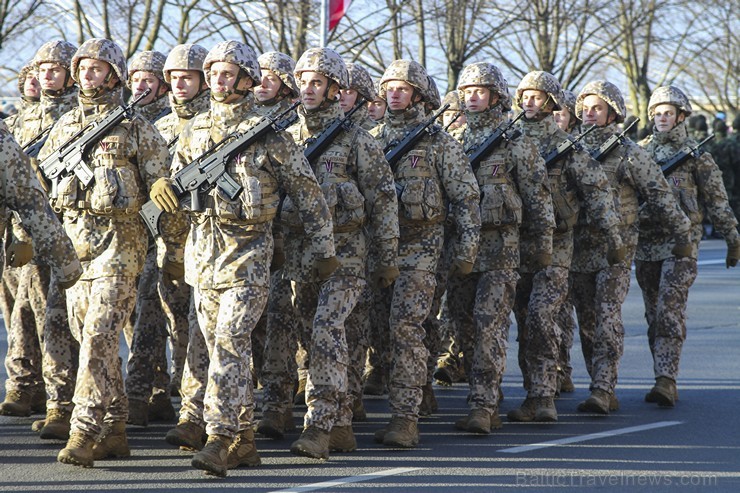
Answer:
[
  {"xmin": 572, "ymin": 82, "xmax": 691, "ymax": 408},
  {"xmin": 636, "ymin": 86, "xmax": 737, "ymax": 402},
  {"xmin": 451, "ymin": 63, "xmax": 554, "ymax": 429},
  {"xmin": 372, "ymin": 60, "xmax": 480, "ymax": 445}
]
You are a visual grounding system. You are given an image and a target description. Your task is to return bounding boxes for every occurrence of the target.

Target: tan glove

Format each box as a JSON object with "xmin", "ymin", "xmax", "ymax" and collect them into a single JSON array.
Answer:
[
  {"xmin": 150, "ymin": 177, "xmax": 179, "ymax": 213},
  {"xmin": 671, "ymin": 237, "xmax": 693, "ymax": 259},
  {"xmin": 36, "ymin": 168, "xmax": 50, "ymax": 194},
  {"xmin": 58, "ymin": 271, "xmax": 82, "ymax": 290},
  {"xmin": 531, "ymin": 252, "xmax": 552, "ymax": 271},
  {"xmin": 373, "ymin": 265, "xmax": 400, "ymax": 288},
  {"xmin": 606, "ymin": 231, "xmax": 627, "ymax": 266},
  {"xmin": 449, "ymin": 259, "xmax": 474, "ymax": 277},
  {"xmin": 7, "ymin": 241, "xmax": 33, "ymax": 268},
  {"xmin": 726, "ymin": 241, "xmax": 740, "ymax": 268},
  {"xmin": 315, "ymin": 256, "xmax": 341, "ymax": 281}
]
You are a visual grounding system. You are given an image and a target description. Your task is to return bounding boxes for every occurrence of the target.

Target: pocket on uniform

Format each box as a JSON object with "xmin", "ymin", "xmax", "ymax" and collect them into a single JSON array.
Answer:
[
  {"xmin": 480, "ymin": 183, "xmax": 504, "ymax": 227},
  {"xmin": 422, "ymin": 178, "xmax": 443, "ymax": 222},
  {"xmin": 240, "ymin": 175, "xmax": 262, "ymax": 221},
  {"xmin": 90, "ymin": 167, "xmax": 118, "ymax": 213},
  {"xmin": 334, "ymin": 181, "xmax": 366, "ymax": 231},
  {"xmin": 112, "ymin": 167, "xmax": 142, "ymax": 212},
  {"xmin": 399, "ymin": 179, "xmax": 425, "ymax": 221},
  {"xmin": 55, "ymin": 174, "xmax": 78, "ymax": 210}
]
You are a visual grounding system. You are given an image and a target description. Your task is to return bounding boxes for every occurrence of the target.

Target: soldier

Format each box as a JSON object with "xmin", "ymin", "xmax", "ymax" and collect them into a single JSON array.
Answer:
[
  {"xmin": 282, "ymin": 47, "xmax": 398, "ymax": 460},
  {"xmin": 509, "ymin": 72, "xmax": 621, "ymax": 423},
  {"xmin": 371, "ymin": 59, "xmax": 480, "ymax": 448},
  {"xmin": 151, "ymin": 40, "xmax": 337, "ymax": 477},
  {"xmin": 367, "ymin": 87, "xmax": 387, "ymax": 123},
  {"xmin": 36, "ymin": 38, "xmax": 172, "ymax": 468},
  {"xmin": 636, "ymin": 86, "xmax": 739, "ymax": 407},
  {"xmin": 340, "ymin": 62, "xmax": 378, "ymax": 131},
  {"xmin": 571, "ymin": 81, "xmax": 691, "ymax": 414},
  {"xmin": 452, "ymin": 63, "xmax": 554, "ymax": 434},
  {"xmin": 5, "ymin": 62, "xmax": 40, "ymax": 133}
]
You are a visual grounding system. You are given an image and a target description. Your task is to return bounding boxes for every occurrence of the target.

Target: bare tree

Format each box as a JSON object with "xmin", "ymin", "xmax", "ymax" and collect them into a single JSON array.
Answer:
[{"xmin": 0, "ymin": 0, "xmax": 44, "ymax": 50}]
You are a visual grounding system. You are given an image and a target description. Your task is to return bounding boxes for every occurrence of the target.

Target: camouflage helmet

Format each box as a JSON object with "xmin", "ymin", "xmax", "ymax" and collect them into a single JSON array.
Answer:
[
  {"xmin": 258, "ymin": 51, "xmax": 299, "ymax": 98},
  {"xmin": 33, "ymin": 40, "xmax": 77, "ymax": 71},
  {"xmin": 127, "ymin": 50, "xmax": 167, "ymax": 88},
  {"xmin": 71, "ymin": 38, "xmax": 127, "ymax": 84},
  {"xmin": 575, "ymin": 80, "xmax": 626, "ymax": 123},
  {"xmin": 294, "ymin": 47, "xmax": 349, "ymax": 89},
  {"xmin": 378, "ymin": 59, "xmax": 430, "ymax": 101},
  {"xmin": 163, "ymin": 44, "xmax": 208, "ymax": 83},
  {"xmin": 515, "ymin": 71, "xmax": 563, "ymax": 111},
  {"xmin": 203, "ymin": 40, "xmax": 261, "ymax": 87},
  {"xmin": 425, "ymin": 75, "xmax": 442, "ymax": 108},
  {"xmin": 442, "ymin": 91, "xmax": 462, "ymax": 111},
  {"xmin": 648, "ymin": 85, "xmax": 693, "ymax": 119},
  {"xmin": 559, "ymin": 89, "xmax": 577, "ymax": 118},
  {"xmin": 457, "ymin": 62, "xmax": 512, "ymax": 111},
  {"xmin": 345, "ymin": 62, "xmax": 376, "ymax": 102},
  {"xmin": 17, "ymin": 62, "xmax": 37, "ymax": 94}
]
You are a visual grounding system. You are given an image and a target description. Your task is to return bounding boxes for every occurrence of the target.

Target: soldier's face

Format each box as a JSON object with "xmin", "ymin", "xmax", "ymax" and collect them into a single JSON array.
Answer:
[
  {"xmin": 23, "ymin": 72, "xmax": 40, "ymax": 98},
  {"xmin": 653, "ymin": 103, "xmax": 683, "ymax": 132},
  {"xmin": 386, "ymin": 80, "xmax": 417, "ymax": 111},
  {"xmin": 299, "ymin": 71, "xmax": 336, "ymax": 110},
  {"xmin": 37, "ymin": 63, "xmax": 69, "ymax": 92},
  {"xmin": 367, "ymin": 99, "xmax": 386, "ymax": 121},
  {"xmin": 255, "ymin": 70, "xmax": 284, "ymax": 102},
  {"xmin": 169, "ymin": 70, "xmax": 202, "ymax": 102},
  {"xmin": 209, "ymin": 61, "xmax": 251, "ymax": 103},
  {"xmin": 520, "ymin": 89, "xmax": 549, "ymax": 118},
  {"xmin": 130, "ymin": 71, "xmax": 163, "ymax": 105},
  {"xmin": 553, "ymin": 108, "xmax": 573, "ymax": 132},
  {"xmin": 463, "ymin": 86, "xmax": 493, "ymax": 113},
  {"xmin": 77, "ymin": 59, "xmax": 116, "ymax": 91},
  {"xmin": 581, "ymin": 95, "xmax": 614, "ymax": 127},
  {"xmin": 339, "ymin": 88, "xmax": 359, "ymax": 112}
]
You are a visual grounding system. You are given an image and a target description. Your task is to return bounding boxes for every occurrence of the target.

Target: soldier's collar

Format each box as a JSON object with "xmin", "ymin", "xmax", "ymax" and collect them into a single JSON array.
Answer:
[
  {"xmin": 211, "ymin": 93, "xmax": 256, "ymax": 127},
  {"xmin": 465, "ymin": 107, "xmax": 504, "ymax": 128},
  {"xmin": 654, "ymin": 121, "xmax": 688, "ymax": 145},
  {"xmin": 298, "ymin": 101, "xmax": 342, "ymax": 133}
]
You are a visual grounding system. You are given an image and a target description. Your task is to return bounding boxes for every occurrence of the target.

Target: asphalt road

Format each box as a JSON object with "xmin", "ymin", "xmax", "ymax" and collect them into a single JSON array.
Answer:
[{"xmin": 1, "ymin": 239, "xmax": 739, "ymax": 492}]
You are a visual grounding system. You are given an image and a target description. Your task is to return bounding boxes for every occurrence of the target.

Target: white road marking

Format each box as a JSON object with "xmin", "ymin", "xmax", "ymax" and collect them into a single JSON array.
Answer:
[
  {"xmin": 697, "ymin": 259, "xmax": 724, "ymax": 266},
  {"xmin": 498, "ymin": 420, "xmax": 683, "ymax": 454},
  {"xmin": 270, "ymin": 467, "xmax": 422, "ymax": 492}
]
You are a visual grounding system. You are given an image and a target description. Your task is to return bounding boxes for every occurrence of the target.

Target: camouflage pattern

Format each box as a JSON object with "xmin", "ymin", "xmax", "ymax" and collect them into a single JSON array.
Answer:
[
  {"xmin": 163, "ymin": 44, "xmax": 208, "ymax": 84},
  {"xmin": 648, "ymin": 86, "xmax": 692, "ymax": 119},
  {"xmin": 575, "ymin": 80, "xmax": 626, "ymax": 123},
  {"xmin": 457, "ymin": 62, "xmax": 511, "ymax": 111},
  {"xmin": 560, "ymin": 90, "xmax": 577, "ymax": 120},
  {"xmin": 43, "ymin": 277, "xmax": 79, "ymax": 412},
  {"xmin": 17, "ymin": 62, "xmax": 38, "ymax": 96},
  {"xmin": 378, "ymin": 60, "xmax": 430, "ymax": 101},
  {"xmin": 33, "ymin": 40, "xmax": 77, "ymax": 70},
  {"xmin": 178, "ymin": 298, "xmax": 209, "ymax": 427},
  {"xmin": 259, "ymin": 51, "xmax": 299, "ymax": 98},
  {"xmin": 442, "ymin": 91, "xmax": 462, "ymax": 111},
  {"xmin": 555, "ymin": 296, "xmax": 577, "ymax": 385},
  {"xmin": 71, "ymin": 38, "xmax": 127, "ymax": 84},
  {"xmin": 425, "ymin": 76, "xmax": 441, "ymax": 110},
  {"xmin": 203, "ymin": 41, "xmax": 261, "ymax": 86},
  {"xmin": 294, "ymin": 47, "xmax": 349, "ymax": 89},
  {"xmin": 515, "ymin": 71, "xmax": 562, "ymax": 110},
  {"xmin": 346, "ymin": 63, "xmax": 377, "ymax": 102},
  {"xmin": 127, "ymin": 50, "xmax": 167, "ymax": 87},
  {"xmin": 134, "ymin": 89, "xmax": 171, "ymax": 124}
]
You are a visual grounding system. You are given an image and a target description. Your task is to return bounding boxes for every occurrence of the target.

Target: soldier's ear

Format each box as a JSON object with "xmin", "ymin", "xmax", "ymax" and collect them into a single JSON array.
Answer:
[
  {"xmin": 327, "ymin": 81, "xmax": 340, "ymax": 101},
  {"xmin": 677, "ymin": 112, "xmax": 686, "ymax": 124}
]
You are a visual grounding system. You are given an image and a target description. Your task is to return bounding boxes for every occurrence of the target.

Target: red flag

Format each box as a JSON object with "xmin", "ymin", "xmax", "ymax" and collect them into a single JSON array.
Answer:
[{"xmin": 329, "ymin": 0, "xmax": 351, "ymax": 30}]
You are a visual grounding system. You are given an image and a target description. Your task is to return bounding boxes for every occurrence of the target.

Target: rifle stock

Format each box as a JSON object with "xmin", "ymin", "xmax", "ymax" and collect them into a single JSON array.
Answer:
[
  {"xmin": 589, "ymin": 118, "xmax": 639, "ymax": 162},
  {"xmin": 303, "ymin": 99, "xmax": 364, "ymax": 164},
  {"xmin": 22, "ymin": 126, "xmax": 52, "ymax": 158},
  {"xmin": 385, "ymin": 103, "xmax": 450, "ymax": 169},
  {"xmin": 466, "ymin": 111, "xmax": 524, "ymax": 168},
  {"xmin": 660, "ymin": 133, "xmax": 715, "ymax": 177},
  {"xmin": 543, "ymin": 124, "xmax": 596, "ymax": 168}
]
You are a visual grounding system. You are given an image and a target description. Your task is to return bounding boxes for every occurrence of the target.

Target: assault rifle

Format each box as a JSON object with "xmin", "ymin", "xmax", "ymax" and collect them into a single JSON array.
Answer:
[
  {"xmin": 659, "ymin": 133, "xmax": 715, "ymax": 177},
  {"xmin": 384, "ymin": 103, "xmax": 450, "ymax": 170},
  {"xmin": 166, "ymin": 135, "xmax": 179, "ymax": 154},
  {"xmin": 542, "ymin": 124, "xmax": 596, "ymax": 169},
  {"xmin": 589, "ymin": 118, "xmax": 639, "ymax": 162},
  {"xmin": 139, "ymin": 101, "xmax": 298, "ymax": 237},
  {"xmin": 22, "ymin": 125, "xmax": 52, "ymax": 158},
  {"xmin": 304, "ymin": 98, "xmax": 364, "ymax": 164},
  {"xmin": 39, "ymin": 88, "xmax": 152, "ymax": 199},
  {"xmin": 466, "ymin": 111, "xmax": 525, "ymax": 169}
]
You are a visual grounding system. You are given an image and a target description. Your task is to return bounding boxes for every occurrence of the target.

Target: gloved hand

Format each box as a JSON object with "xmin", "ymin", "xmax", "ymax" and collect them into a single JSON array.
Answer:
[
  {"xmin": 726, "ymin": 241, "xmax": 740, "ymax": 268},
  {"xmin": 162, "ymin": 259, "xmax": 185, "ymax": 279},
  {"xmin": 531, "ymin": 252, "xmax": 552, "ymax": 271},
  {"xmin": 606, "ymin": 231, "xmax": 627, "ymax": 266},
  {"xmin": 58, "ymin": 271, "xmax": 81, "ymax": 290},
  {"xmin": 449, "ymin": 259, "xmax": 474, "ymax": 277},
  {"xmin": 7, "ymin": 241, "xmax": 33, "ymax": 268},
  {"xmin": 315, "ymin": 256, "xmax": 341, "ymax": 281},
  {"xmin": 36, "ymin": 169, "xmax": 50, "ymax": 194},
  {"xmin": 373, "ymin": 265, "xmax": 400, "ymax": 288},
  {"xmin": 150, "ymin": 177, "xmax": 179, "ymax": 213},
  {"xmin": 671, "ymin": 239, "xmax": 693, "ymax": 259},
  {"xmin": 270, "ymin": 250, "xmax": 286, "ymax": 271}
]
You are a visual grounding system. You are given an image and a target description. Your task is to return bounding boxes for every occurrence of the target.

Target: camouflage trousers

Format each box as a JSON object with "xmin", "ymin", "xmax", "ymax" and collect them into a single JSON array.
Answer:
[
  {"xmin": 556, "ymin": 296, "xmax": 577, "ymax": 382},
  {"xmin": 635, "ymin": 257, "xmax": 697, "ymax": 381},
  {"xmin": 294, "ymin": 276, "xmax": 364, "ymax": 431},
  {"xmin": 514, "ymin": 266, "xmax": 568, "ymax": 397},
  {"xmin": 158, "ymin": 275, "xmax": 190, "ymax": 396},
  {"xmin": 388, "ymin": 270, "xmax": 436, "ymax": 421},
  {"xmin": 178, "ymin": 296, "xmax": 208, "ymax": 427},
  {"xmin": 422, "ymin": 242, "xmax": 454, "ymax": 383},
  {"xmin": 448, "ymin": 269, "xmax": 518, "ymax": 413},
  {"xmin": 364, "ymin": 283, "xmax": 392, "ymax": 378},
  {"xmin": 571, "ymin": 265, "xmax": 631, "ymax": 394},
  {"xmin": 67, "ymin": 276, "xmax": 137, "ymax": 436},
  {"xmin": 194, "ymin": 285, "xmax": 267, "ymax": 438},
  {"xmin": 345, "ymin": 283, "xmax": 371, "ymax": 417},
  {"xmin": 43, "ymin": 273, "xmax": 78, "ymax": 412}
]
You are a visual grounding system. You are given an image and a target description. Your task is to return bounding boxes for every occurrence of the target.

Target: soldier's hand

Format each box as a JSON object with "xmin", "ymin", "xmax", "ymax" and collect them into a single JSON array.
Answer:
[
  {"xmin": 315, "ymin": 256, "xmax": 341, "ymax": 281},
  {"xmin": 531, "ymin": 252, "xmax": 552, "ymax": 271},
  {"xmin": 7, "ymin": 241, "xmax": 33, "ymax": 268},
  {"xmin": 150, "ymin": 178, "xmax": 179, "ymax": 213},
  {"xmin": 606, "ymin": 230, "xmax": 626, "ymax": 266},
  {"xmin": 449, "ymin": 259, "xmax": 474, "ymax": 277},
  {"xmin": 671, "ymin": 240, "xmax": 693, "ymax": 259},
  {"xmin": 162, "ymin": 259, "xmax": 185, "ymax": 279},
  {"xmin": 373, "ymin": 264, "xmax": 400, "ymax": 288},
  {"xmin": 726, "ymin": 241, "xmax": 740, "ymax": 268},
  {"xmin": 36, "ymin": 169, "xmax": 50, "ymax": 194}
]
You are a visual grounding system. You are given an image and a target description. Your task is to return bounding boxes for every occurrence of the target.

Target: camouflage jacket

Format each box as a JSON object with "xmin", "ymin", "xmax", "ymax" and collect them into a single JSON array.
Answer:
[
  {"xmin": 156, "ymin": 90, "xmax": 211, "ymax": 143},
  {"xmin": 637, "ymin": 122, "xmax": 737, "ymax": 260},
  {"xmin": 282, "ymin": 102, "xmax": 399, "ymax": 281},
  {"xmin": 136, "ymin": 93, "xmax": 171, "ymax": 124},
  {"xmin": 520, "ymin": 115, "xmax": 619, "ymax": 272},
  {"xmin": 6, "ymin": 99, "xmax": 40, "ymax": 138},
  {"xmin": 372, "ymin": 102, "xmax": 480, "ymax": 274},
  {"xmin": 460, "ymin": 108, "xmax": 553, "ymax": 272},
  {"xmin": 38, "ymin": 88, "xmax": 171, "ymax": 280},
  {"xmin": 172, "ymin": 93, "xmax": 335, "ymax": 289},
  {"xmin": 0, "ymin": 123, "xmax": 82, "ymax": 283}
]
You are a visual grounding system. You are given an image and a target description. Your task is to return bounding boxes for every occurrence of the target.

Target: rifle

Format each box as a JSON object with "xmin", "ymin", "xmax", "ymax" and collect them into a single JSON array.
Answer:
[
  {"xmin": 166, "ymin": 135, "xmax": 179, "ymax": 154},
  {"xmin": 139, "ymin": 101, "xmax": 298, "ymax": 237},
  {"xmin": 303, "ymin": 99, "xmax": 364, "ymax": 164},
  {"xmin": 466, "ymin": 111, "xmax": 525, "ymax": 169},
  {"xmin": 22, "ymin": 125, "xmax": 52, "ymax": 158},
  {"xmin": 542, "ymin": 124, "xmax": 596, "ymax": 169},
  {"xmin": 443, "ymin": 110, "xmax": 462, "ymax": 132},
  {"xmin": 589, "ymin": 118, "xmax": 639, "ymax": 162},
  {"xmin": 659, "ymin": 133, "xmax": 715, "ymax": 177},
  {"xmin": 39, "ymin": 88, "xmax": 152, "ymax": 199},
  {"xmin": 384, "ymin": 103, "xmax": 450, "ymax": 169}
]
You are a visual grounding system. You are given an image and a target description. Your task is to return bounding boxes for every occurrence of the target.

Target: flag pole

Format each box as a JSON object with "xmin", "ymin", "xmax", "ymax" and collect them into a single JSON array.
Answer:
[{"xmin": 320, "ymin": 0, "xmax": 328, "ymax": 47}]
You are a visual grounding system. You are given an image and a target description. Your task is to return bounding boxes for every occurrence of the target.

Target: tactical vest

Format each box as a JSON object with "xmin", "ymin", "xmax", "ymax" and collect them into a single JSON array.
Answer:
[
  {"xmin": 547, "ymin": 158, "xmax": 579, "ymax": 233},
  {"xmin": 600, "ymin": 147, "xmax": 638, "ymax": 227},
  {"xmin": 665, "ymin": 161, "xmax": 701, "ymax": 224},
  {"xmin": 394, "ymin": 136, "xmax": 445, "ymax": 225},
  {"xmin": 476, "ymin": 143, "xmax": 522, "ymax": 229}
]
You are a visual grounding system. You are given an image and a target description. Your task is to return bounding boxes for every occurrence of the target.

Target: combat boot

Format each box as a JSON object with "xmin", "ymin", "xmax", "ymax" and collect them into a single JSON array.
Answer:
[
  {"xmin": 58, "ymin": 431, "xmax": 95, "ymax": 467},
  {"xmin": 39, "ymin": 408, "xmax": 72, "ymax": 440},
  {"xmin": 192, "ymin": 434, "xmax": 231, "ymax": 477},
  {"xmin": 352, "ymin": 398, "xmax": 367, "ymax": 422},
  {"xmin": 226, "ymin": 429, "xmax": 261, "ymax": 469},
  {"xmin": 166, "ymin": 419, "xmax": 207, "ymax": 451},
  {"xmin": 610, "ymin": 393, "xmax": 620, "ymax": 411},
  {"xmin": 455, "ymin": 408, "xmax": 501, "ymax": 434},
  {"xmin": 362, "ymin": 367, "xmax": 387, "ymax": 396},
  {"xmin": 329, "ymin": 425, "xmax": 357, "ymax": 452},
  {"xmin": 419, "ymin": 383, "xmax": 438, "ymax": 417},
  {"xmin": 127, "ymin": 398, "xmax": 149, "ymax": 427},
  {"xmin": 533, "ymin": 396, "xmax": 558, "ymax": 422},
  {"xmin": 559, "ymin": 374, "xmax": 575, "ymax": 393},
  {"xmin": 294, "ymin": 376, "xmax": 307, "ymax": 407},
  {"xmin": 256, "ymin": 410, "xmax": 287, "ymax": 439},
  {"xmin": 30, "ymin": 389, "xmax": 46, "ymax": 414},
  {"xmin": 645, "ymin": 377, "xmax": 677, "ymax": 407},
  {"xmin": 378, "ymin": 416, "xmax": 419, "ymax": 448},
  {"xmin": 0, "ymin": 390, "xmax": 32, "ymax": 416},
  {"xmin": 433, "ymin": 356, "xmax": 459, "ymax": 386},
  {"xmin": 577, "ymin": 389, "xmax": 611, "ymax": 414},
  {"xmin": 507, "ymin": 397, "xmax": 537, "ymax": 422},
  {"xmin": 92, "ymin": 421, "xmax": 130, "ymax": 460},
  {"xmin": 148, "ymin": 394, "xmax": 176, "ymax": 422},
  {"xmin": 290, "ymin": 426, "xmax": 330, "ymax": 459}
]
